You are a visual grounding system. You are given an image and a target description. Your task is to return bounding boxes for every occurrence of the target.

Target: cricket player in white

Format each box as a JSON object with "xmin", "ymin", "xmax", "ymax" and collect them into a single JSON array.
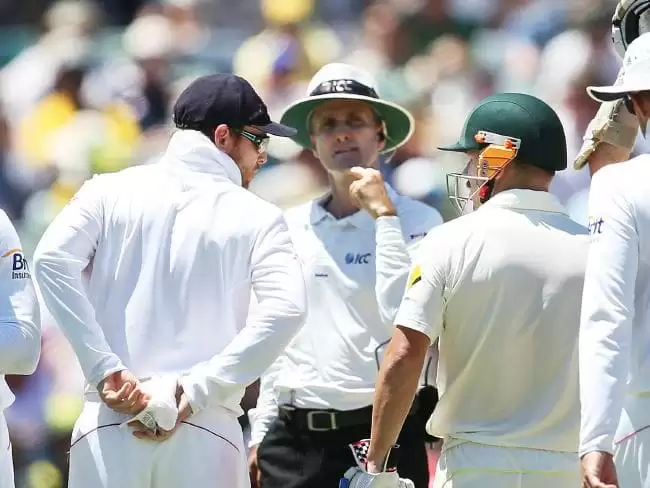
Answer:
[
  {"xmin": 342, "ymin": 93, "xmax": 591, "ymax": 488},
  {"xmin": 579, "ymin": 32, "xmax": 650, "ymax": 488},
  {"xmin": 0, "ymin": 211, "xmax": 40, "ymax": 488},
  {"xmin": 32, "ymin": 74, "xmax": 307, "ymax": 488}
]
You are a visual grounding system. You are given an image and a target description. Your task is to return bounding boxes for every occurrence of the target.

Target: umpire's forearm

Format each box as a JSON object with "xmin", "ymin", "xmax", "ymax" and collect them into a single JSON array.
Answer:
[
  {"xmin": 367, "ymin": 326, "xmax": 427, "ymax": 472},
  {"xmin": 374, "ymin": 216, "xmax": 411, "ymax": 329}
]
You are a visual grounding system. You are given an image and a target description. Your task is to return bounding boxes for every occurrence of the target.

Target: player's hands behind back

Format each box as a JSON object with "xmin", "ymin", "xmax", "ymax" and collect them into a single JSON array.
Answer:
[
  {"xmin": 130, "ymin": 382, "xmax": 193, "ymax": 442},
  {"xmin": 98, "ymin": 370, "xmax": 150, "ymax": 415}
]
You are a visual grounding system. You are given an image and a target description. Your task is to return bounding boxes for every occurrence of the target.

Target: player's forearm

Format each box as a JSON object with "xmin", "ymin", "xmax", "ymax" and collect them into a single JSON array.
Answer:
[
  {"xmin": 579, "ymin": 318, "xmax": 633, "ymax": 456},
  {"xmin": 248, "ymin": 404, "xmax": 278, "ymax": 447},
  {"xmin": 248, "ymin": 359, "xmax": 282, "ymax": 446},
  {"xmin": 180, "ymin": 294, "xmax": 306, "ymax": 414},
  {"xmin": 33, "ymin": 251, "xmax": 124, "ymax": 386},
  {"xmin": 375, "ymin": 216, "xmax": 411, "ymax": 327},
  {"xmin": 367, "ymin": 327, "xmax": 427, "ymax": 472},
  {"xmin": 0, "ymin": 277, "xmax": 41, "ymax": 375},
  {"xmin": 180, "ymin": 215, "xmax": 307, "ymax": 414}
]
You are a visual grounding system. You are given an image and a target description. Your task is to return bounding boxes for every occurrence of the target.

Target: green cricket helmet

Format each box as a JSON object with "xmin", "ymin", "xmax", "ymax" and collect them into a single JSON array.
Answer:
[{"xmin": 439, "ymin": 92, "xmax": 567, "ymax": 213}]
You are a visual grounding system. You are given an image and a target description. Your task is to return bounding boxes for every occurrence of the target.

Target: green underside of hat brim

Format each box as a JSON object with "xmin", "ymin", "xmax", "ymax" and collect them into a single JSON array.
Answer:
[
  {"xmin": 438, "ymin": 140, "xmax": 482, "ymax": 152},
  {"xmin": 280, "ymin": 94, "xmax": 414, "ymax": 154}
]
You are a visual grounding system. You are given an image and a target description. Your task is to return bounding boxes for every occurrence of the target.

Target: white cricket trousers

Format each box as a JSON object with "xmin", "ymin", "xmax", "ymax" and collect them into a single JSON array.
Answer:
[
  {"xmin": 431, "ymin": 438, "xmax": 579, "ymax": 488},
  {"xmin": 613, "ymin": 395, "xmax": 650, "ymax": 487},
  {"xmin": 67, "ymin": 401, "xmax": 249, "ymax": 488},
  {"xmin": 0, "ymin": 412, "xmax": 14, "ymax": 488}
]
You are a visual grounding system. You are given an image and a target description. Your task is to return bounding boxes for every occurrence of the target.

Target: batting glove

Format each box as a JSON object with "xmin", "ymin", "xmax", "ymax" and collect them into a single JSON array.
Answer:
[
  {"xmin": 573, "ymin": 66, "xmax": 638, "ymax": 170},
  {"xmin": 339, "ymin": 439, "xmax": 414, "ymax": 488},
  {"xmin": 339, "ymin": 468, "xmax": 414, "ymax": 488}
]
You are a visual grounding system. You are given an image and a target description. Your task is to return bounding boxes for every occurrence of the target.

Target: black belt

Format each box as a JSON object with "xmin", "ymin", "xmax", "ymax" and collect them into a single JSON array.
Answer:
[
  {"xmin": 279, "ymin": 405, "xmax": 372, "ymax": 432},
  {"xmin": 278, "ymin": 397, "xmax": 419, "ymax": 433}
]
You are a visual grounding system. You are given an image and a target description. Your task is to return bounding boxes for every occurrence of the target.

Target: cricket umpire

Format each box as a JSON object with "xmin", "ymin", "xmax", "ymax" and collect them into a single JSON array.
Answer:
[
  {"xmin": 343, "ymin": 93, "xmax": 591, "ymax": 488},
  {"xmin": 247, "ymin": 63, "xmax": 443, "ymax": 488},
  {"xmin": 32, "ymin": 74, "xmax": 307, "ymax": 488}
]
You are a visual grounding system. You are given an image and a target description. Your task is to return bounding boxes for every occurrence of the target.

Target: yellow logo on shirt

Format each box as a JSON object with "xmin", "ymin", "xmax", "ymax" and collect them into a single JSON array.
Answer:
[
  {"xmin": 407, "ymin": 264, "xmax": 422, "ymax": 289},
  {"xmin": 2, "ymin": 248, "xmax": 30, "ymax": 279}
]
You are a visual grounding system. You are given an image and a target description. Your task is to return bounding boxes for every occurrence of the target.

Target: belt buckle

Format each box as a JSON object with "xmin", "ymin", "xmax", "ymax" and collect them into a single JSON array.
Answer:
[{"xmin": 306, "ymin": 410, "xmax": 337, "ymax": 431}]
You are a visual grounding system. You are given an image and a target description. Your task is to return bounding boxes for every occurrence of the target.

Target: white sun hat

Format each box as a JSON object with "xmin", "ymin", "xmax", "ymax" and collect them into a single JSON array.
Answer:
[
  {"xmin": 588, "ymin": 32, "xmax": 650, "ymax": 102},
  {"xmin": 280, "ymin": 63, "xmax": 415, "ymax": 153}
]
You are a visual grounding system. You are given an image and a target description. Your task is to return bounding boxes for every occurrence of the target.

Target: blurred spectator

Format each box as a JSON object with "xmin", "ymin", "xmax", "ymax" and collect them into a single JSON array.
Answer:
[
  {"xmin": 398, "ymin": 0, "xmax": 480, "ymax": 63},
  {"xmin": 0, "ymin": 1, "xmax": 97, "ymax": 123},
  {"xmin": 233, "ymin": 0, "xmax": 341, "ymax": 89},
  {"xmin": 121, "ymin": 12, "xmax": 174, "ymax": 130},
  {"xmin": 0, "ymin": 108, "xmax": 56, "ymax": 223},
  {"xmin": 16, "ymin": 62, "xmax": 89, "ymax": 167},
  {"xmin": 96, "ymin": 0, "xmax": 147, "ymax": 26}
]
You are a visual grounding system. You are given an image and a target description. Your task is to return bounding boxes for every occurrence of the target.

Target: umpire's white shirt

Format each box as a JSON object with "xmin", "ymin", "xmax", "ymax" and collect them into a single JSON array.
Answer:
[
  {"xmin": 579, "ymin": 155, "xmax": 650, "ymax": 456},
  {"xmin": 248, "ymin": 188, "xmax": 442, "ymax": 445},
  {"xmin": 33, "ymin": 130, "xmax": 307, "ymax": 416},
  {"xmin": 395, "ymin": 189, "xmax": 589, "ymax": 453},
  {"xmin": 0, "ymin": 210, "xmax": 40, "ymax": 410}
]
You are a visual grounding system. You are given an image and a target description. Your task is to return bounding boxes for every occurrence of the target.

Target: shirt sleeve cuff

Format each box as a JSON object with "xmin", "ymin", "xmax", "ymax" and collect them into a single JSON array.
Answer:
[
  {"xmin": 88, "ymin": 356, "xmax": 127, "ymax": 390},
  {"xmin": 247, "ymin": 407, "xmax": 269, "ymax": 447},
  {"xmin": 394, "ymin": 319, "xmax": 434, "ymax": 344},
  {"xmin": 579, "ymin": 434, "xmax": 615, "ymax": 457},
  {"xmin": 179, "ymin": 372, "xmax": 207, "ymax": 415}
]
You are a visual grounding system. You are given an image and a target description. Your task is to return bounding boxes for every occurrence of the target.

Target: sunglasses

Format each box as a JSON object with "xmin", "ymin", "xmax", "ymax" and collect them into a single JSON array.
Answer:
[
  {"xmin": 624, "ymin": 95, "xmax": 636, "ymax": 115},
  {"xmin": 232, "ymin": 128, "xmax": 269, "ymax": 153}
]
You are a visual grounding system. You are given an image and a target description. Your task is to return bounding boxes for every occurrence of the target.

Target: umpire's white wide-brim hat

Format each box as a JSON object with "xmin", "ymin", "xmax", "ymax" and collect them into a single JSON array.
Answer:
[
  {"xmin": 280, "ymin": 63, "xmax": 415, "ymax": 154},
  {"xmin": 588, "ymin": 32, "xmax": 650, "ymax": 102}
]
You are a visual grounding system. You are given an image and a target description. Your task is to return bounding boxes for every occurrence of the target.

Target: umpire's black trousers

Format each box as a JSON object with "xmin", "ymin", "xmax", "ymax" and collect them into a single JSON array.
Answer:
[{"xmin": 257, "ymin": 405, "xmax": 430, "ymax": 488}]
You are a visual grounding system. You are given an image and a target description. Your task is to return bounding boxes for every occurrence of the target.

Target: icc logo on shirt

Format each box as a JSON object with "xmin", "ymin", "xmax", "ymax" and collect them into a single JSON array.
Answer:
[
  {"xmin": 3, "ymin": 248, "xmax": 30, "ymax": 280},
  {"xmin": 345, "ymin": 252, "xmax": 371, "ymax": 265}
]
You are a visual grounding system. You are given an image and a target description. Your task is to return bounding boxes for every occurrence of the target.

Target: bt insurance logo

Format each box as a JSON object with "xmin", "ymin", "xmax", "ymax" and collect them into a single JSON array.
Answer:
[
  {"xmin": 345, "ymin": 252, "xmax": 371, "ymax": 265},
  {"xmin": 3, "ymin": 248, "xmax": 30, "ymax": 279}
]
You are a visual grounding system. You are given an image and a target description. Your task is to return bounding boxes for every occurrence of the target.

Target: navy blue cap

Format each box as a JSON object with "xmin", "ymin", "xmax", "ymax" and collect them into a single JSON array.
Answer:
[{"xmin": 172, "ymin": 74, "xmax": 297, "ymax": 137}]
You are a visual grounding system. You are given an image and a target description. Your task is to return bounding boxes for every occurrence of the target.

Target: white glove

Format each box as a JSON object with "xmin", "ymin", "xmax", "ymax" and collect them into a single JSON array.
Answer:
[
  {"xmin": 573, "ymin": 66, "xmax": 639, "ymax": 170},
  {"xmin": 121, "ymin": 375, "xmax": 179, "ymax": 432},
  {"xmin": 339, "ymin": 468, "xmax": 414, "ymax": 488}
]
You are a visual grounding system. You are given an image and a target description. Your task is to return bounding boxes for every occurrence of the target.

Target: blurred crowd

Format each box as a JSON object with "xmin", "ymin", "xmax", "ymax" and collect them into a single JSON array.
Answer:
[{"xmin": 0, "ymin": 0, "xmax": 635, "ymax": 486}]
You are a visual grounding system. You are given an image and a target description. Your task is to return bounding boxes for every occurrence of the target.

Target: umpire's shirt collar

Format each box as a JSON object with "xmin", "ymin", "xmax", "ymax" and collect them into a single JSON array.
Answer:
[{"xmin": 308, "ymin": 185, "xmax": 402, "ymax": 231}]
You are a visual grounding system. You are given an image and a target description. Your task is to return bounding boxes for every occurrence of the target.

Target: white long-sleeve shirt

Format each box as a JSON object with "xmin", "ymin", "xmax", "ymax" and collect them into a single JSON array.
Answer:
[
  {"xmin": 579, "ymin": 155, "xmax": 650, "ymax": 456},
  {"xmin": 0, "ymin": 210, "xmax": 41, "ymax": 410},
  {"xmin": 395, "ymin": 190, "xmax": 589, "ymax": 453},
  {"xmin": 248, "ymin": 188, "xmax": 442, "ymax": 445},
  {"xmin": 33, "ymin": 129, "xmax": 307, "ymax": 415}
]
